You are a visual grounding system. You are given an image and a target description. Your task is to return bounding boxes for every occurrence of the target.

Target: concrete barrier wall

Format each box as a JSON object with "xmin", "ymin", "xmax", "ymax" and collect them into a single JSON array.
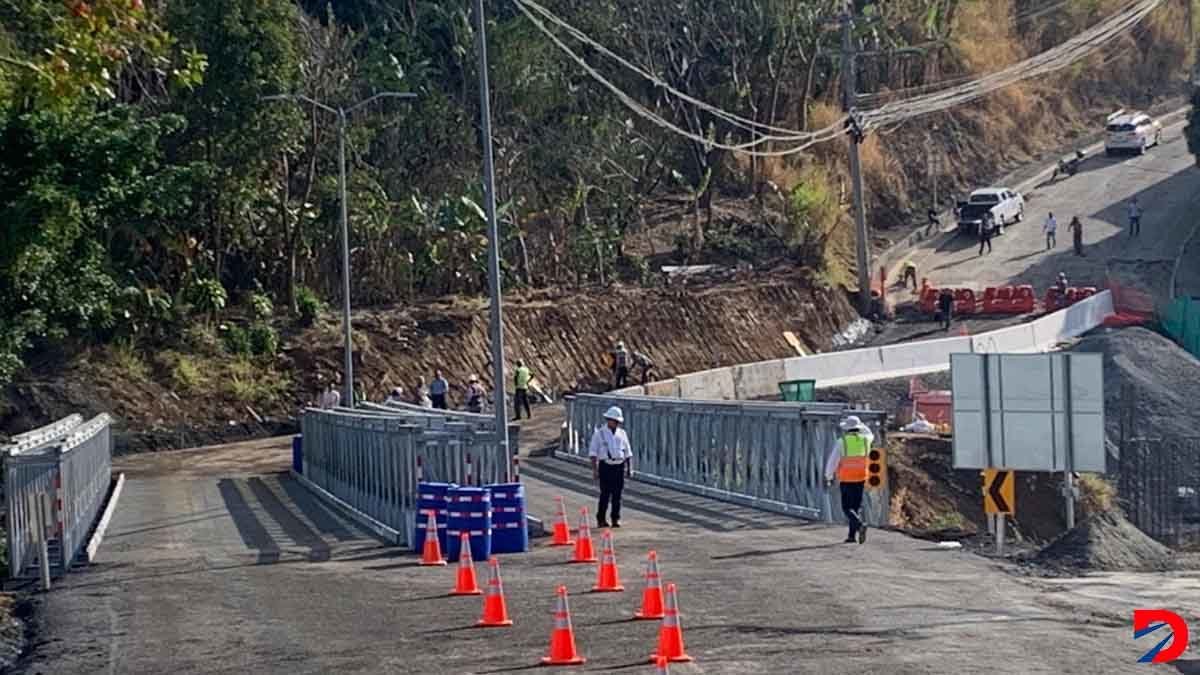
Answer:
[
  {"xmin": 731, "ymin": 360, "xmax": 786, "ymax": 400},
  {"xmin": 634, "ymin": 290, "xmax": 1113, "ymax": 400},
  {"xmin": 678, "ymin": 368, "xmax": 737, "ymax": 400}
]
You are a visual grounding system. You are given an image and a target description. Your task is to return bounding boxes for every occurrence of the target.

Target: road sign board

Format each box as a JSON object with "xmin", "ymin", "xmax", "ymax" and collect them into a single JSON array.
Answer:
[
  {"xmin": 983, "ymin": 469, "xmax": 1015, "ymax": 515},
  {"xmin": 951, "ymin": 353, "xmax": 1106, "ymax": 472}
]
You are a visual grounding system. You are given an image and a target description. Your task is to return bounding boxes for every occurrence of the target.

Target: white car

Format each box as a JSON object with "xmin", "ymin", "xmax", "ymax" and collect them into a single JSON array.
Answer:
[
  {"xmin": 956, "ymin": 187, "xmax": 1025, "ymax": 236},
  {"xmin": 1105, "ymin": 109, "xmax": 1162, "ymax": 155}
]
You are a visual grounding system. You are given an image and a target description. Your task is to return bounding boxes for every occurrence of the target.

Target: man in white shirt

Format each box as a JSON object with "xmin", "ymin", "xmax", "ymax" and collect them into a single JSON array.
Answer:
[
  {"xmin": 1128, "ymin": 197, "xmax": 1142, "ymax": 237},
  {"xmin": 1043, "ymin": 212, "xmax": 1058, "ymax": 251},
  {"xmin": 588, "ymin": 406, "xmax": 633, "ymax": 528},
  {"xmin": 320, "ymin": 383, "xmax": 341, "ymax": 410}
]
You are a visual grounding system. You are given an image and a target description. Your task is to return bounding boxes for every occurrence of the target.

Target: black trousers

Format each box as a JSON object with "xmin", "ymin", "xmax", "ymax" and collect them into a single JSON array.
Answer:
[
  {"xmin": 614, "ymin": 366, "xmax": 629, "ymax": 389},
  {"xmin": 1130, "ymin": 217, "xmax": 1141, "ymax": 237},
  {"xmin": 513, "ymin": 389, "xmax": 531, "ymax": 419},
  {"xmin": 431, "ymin": 393, "xmax": 447, "ymax": 410},
  {"xmin": 978, "ymin": 234, "xmax": 992, "ymax": 255},
  {"xmin": 640, "ymin": 365, "xmax": 654, "ymax": 385},
  {"xmin": 597, "ymin": 462, "xmax": 626, "ymax": 524},
  {"xmin": 840, "ymin": 481, "xmax": 865, "ymax": 539},
  {"xmin": 902, "ymin": 269, "xmax": 917, "ymax": 290}
]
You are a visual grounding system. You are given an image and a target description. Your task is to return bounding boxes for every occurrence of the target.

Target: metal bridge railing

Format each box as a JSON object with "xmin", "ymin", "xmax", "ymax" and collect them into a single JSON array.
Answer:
[
  {"xmin": 562, "ymin": 394, "xmax": 888, "ymax": 524},
  {"xmin": 300, "ymin": 407, "xmax": 516, "ymax": 546},
  {"xmin": 5, "ymin": 413, "xmax": 113, "ymax": 580}
]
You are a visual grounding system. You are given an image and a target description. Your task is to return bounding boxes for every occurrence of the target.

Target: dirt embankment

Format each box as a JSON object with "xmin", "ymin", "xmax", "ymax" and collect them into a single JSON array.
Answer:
[{"xmin": 1, "ymin": 270, "xmax": 856, "ymax": 452}]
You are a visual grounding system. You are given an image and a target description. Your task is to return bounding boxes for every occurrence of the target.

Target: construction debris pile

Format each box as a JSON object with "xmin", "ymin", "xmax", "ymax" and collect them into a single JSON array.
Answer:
[{"xmin": 1032, "ymin": 510, "xmax": 1174, "ymax": 572}]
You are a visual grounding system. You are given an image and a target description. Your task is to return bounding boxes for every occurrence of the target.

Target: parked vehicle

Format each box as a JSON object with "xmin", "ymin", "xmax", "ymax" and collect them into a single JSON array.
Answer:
[
  {"xmin": 1105, "ymin": 109, "xmax": 1162, "ymax": 156},
  {"xmin": 956, "ymin": 187, "xmax": 1024, "ymax": 236}
]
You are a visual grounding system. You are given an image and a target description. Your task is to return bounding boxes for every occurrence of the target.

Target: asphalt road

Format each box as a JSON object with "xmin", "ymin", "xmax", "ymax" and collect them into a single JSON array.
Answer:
[
  {"xmin": 890, "ymin": 118, "xmax": 1200, "ymax": 302},
  {"xmin": 15, "ymin": 435, "xmax": 1199, "ymax": 674}
]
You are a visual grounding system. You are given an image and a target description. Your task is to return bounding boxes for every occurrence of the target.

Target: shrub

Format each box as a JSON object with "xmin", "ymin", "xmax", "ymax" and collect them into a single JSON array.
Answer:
[
  {"xmin": 295, "ymin": 286, "xmax": 324, "ymax": 326},
  {"xmin": 188, "ymin": 278, "xmax": 227, "ymax": 323},
  {"xmin": 171, "ymin": 355, "xmax": 206, "ymax": 391},
  {"xmin": 248, "ymin": 323, "xmax": 279, "ymax": 356},
  {"xmin": 248, "ymin": 292, "xmax": 273, "ymax": 321},
  {"xmin": 220, "ymin": 324, "xmax": 252, "ymax": 356}
]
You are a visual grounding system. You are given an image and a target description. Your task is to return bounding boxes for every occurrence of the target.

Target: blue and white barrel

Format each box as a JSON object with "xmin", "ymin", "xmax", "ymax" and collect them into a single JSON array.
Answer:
[
  {"xmin": 487, "ymin": 483, "xmax": 528, "ymax": 554},
  {"xmin": 446, "ymin": 486, "xmax": 492, "ymax": 562},
  {"xmin": 413, "ymin": 481, "xmax": 455, "ymax": 554}
]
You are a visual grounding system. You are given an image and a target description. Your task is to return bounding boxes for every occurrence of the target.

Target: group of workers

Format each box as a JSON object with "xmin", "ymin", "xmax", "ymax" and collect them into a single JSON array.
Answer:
[
  {"xmin": 610, "ymin": 341, "xmax": 655, "ymax": 388},
  {"xmin": 316, "ymin": 361, "xmax": 539, "ymax": 420},
  {"xmin": 585, "ymin": 404, "xmax": 875, "ymax": 544}
]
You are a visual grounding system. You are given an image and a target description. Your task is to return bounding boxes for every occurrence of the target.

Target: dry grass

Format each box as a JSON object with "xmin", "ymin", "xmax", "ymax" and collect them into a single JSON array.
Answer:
[
  {"xmin": 107, "ymin": 341, "xmax": 149, "ymax": 382},
  {"xmin": 1079, "ymin": 473, "xmax": 1118, "ymax": 515},
  {"xmin": 225, "ymin": 358, "xmax": 292, "ymax": 406}
]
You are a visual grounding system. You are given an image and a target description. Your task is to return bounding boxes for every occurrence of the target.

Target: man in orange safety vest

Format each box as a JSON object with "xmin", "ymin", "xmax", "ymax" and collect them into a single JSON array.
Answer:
[{"xmin": 824, "ymin": 415, "xmax": 875, "ymax": 544}]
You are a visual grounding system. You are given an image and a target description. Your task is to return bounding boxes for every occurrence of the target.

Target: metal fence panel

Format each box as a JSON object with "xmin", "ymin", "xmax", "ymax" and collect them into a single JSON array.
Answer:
[{"xmin": 561, "ymin": 394, "xmax": 887, "ymax": 524}]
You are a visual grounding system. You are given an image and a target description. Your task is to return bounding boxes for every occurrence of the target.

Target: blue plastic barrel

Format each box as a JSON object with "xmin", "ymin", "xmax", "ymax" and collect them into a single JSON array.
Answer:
[
  {"xmin": 487, "ymin": 483, "xmax": 528, "ymax": 554},
  {"xmin": 292, "ymin": 435, "xmax": 303, "ymax": 474},
  {"xmin": 413, "ymin": 482, "xmax": 455, "ymax": 554},
  {"xmin": 446, "ymin": 487, "xmax": 492, "ymax": 562}
]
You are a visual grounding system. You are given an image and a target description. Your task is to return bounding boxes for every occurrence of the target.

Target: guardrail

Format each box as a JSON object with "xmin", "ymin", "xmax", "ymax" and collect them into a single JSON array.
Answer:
[
  {"xmin": 561, "ymin": 393, "xmax": 889, "ymax": 524},
  {"xmin": 614, "ymin": 290, "xmax": 1115, "ymax": 400},
  {"xmin": 299, "ymin": 407, "xmax": 516, "ymax": 546},
  {"xmin": 5, "ymin": 413, "xmax": 113, "ymax": 580}
]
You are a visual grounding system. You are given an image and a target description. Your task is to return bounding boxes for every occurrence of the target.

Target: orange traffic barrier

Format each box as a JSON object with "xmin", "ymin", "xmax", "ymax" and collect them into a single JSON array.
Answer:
[
  {"xmin": 551, "ymin": 496, "xmax": 573, "ymax": 546},
  {"xmin": 541, "ymin": 585, "xmax": 585, "ymax": 665},
  {"xmin": 477, "ymin": 557, "xmax": 513, "ymax": 627},
  {"xmin": 650, "ymin": 583, "xmax": 693, "ymax": 663},
  {"xmin": 450, "ymin": 532, "xmax": 482, "ymax": 595},
  {"xmin": 570, "ymin": 508, "xmax": 597, "ymax": 563},
  {"xmin": 654, "ymin": 655, "xmax": 670, "ymax": 674},
  {"xmin": 958, "ymin": 323, "xmax": 969, "ymax": 337},
  {"xmin": 419, "ymin": 511, "xmax": 446, "ymax": 566},
  {"xmin": 591, "ymin": 529, "xmax": 625, "ymax": 592},
  {"xmin": 634, "ymin": 550, "xmax": 665, "ymax": 619}
]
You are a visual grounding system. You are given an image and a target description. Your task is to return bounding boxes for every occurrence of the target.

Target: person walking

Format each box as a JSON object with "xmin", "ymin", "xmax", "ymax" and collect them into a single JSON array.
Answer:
[
  {"xmin": 513, "ymin": 360, "xmax": 533, "ymax": 420},
  {"xmin": 589, "ymin": 406, "xmax": 632, "ymax": 528},
  {"xmin": 824, "ymin": 415, "xmax": 876, "ymax": 544},
  {"xmin": 977, "ymin": 214, "xmax": 993, "ymax": 256},
  {"xmin": 1068, "ymin": 216, "xmax": 1085, "ymax": 257},
  {"xmin": 430, "ymin": 370, "xmax": 449, "ymax": 410},
  {"xmin": 1128, "ymin": 197, "xmax": 1142, "ymax": 237},
  {"xmin": 319, "ymin": 382, "xmax": 341, "ymax": 409},
  {"xmin": 632, "ymin": 350, "xmax": 655, "ymax": 385},
  {"xmin": 1056, "ymin": 272, "xmax": 1069, "ymax": 295},
  {"xmin": 611, "ymin": 341, "xmax": 630, "ymax": 389},
  {"xmin": 1043, "ymin": 212, "xmax": 1058, "ymax": 250},
  {"xmin": 414, "ymin": 376, "xmax": 433, "ymax": 408},
  {"xmin": 901, "ymin": 260, "xmax": 918, "ymax": 291},
  {"xmin": 937, "ymin": 288, "xmax": 954, "ymax": 332},
  {"xmin": 464, "ymin": 375, "xmax": 486, "ymax": 414}
]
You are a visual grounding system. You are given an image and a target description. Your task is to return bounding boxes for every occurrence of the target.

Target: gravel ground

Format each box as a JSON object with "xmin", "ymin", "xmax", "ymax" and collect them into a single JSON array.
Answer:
[{"xmin": 1030, "ymin": 510, "xmax": 1175, "ymax": 573}]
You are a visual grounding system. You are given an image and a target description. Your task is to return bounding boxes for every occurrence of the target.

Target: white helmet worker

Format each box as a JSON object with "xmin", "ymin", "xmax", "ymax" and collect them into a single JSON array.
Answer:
[
  {"xmin": 840, "ymin": 415, "xmax": 865, "ymax": 432},
  {"xmin": 603, "ymin": 406, "xmax": 625, "ymax": 424}
]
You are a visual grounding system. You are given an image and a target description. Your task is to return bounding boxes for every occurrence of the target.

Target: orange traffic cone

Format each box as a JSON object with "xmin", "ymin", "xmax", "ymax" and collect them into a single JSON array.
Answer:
[
  {"xmin": 570, "ymin": 508, "xmax": 597, "ymax": 563},
  {"xmin": 550, "ymin": 496, "xmax": 573, "ymax": 546},
  {"xmin": 450, "ymin": 532, "xmax": 482, "ymax": 595},
  {"xmin": 477, "ymin": 557, "xmax": 513, "ymax": 627},
  {"xmin": 541, "ymin": 585, "xmax": 585, "ymax": 665},
  {"xmin": 634, "ymin": 551, "xmax": 665, "ymax": 619},
  {"xmin": 591, "ymin": 529, "xmax": 625, "ymax": 592},
  {"xmin": 958, "ymin": 323, "xmax": 969, "ymax": 337},
  {"xmin": 650, "ymin": 583, "xmax": 693, "ymax": 663},
  {"xmin": 654, "ymin": 655, "xmax": 670, "ymax": 674},
  {"xmin": 419, "ymin": 510, "xmax": 446, "ymax": 566}
]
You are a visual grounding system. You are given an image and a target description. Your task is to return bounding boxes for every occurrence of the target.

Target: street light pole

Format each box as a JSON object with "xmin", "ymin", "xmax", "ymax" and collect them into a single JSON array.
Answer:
[
  {"xmin": 261, "ymin": 92, "xmax": 417, "ymax": 409},
  {"xmin": 473, "ymin": 0, "xmax": 511, "ymax": 473}
]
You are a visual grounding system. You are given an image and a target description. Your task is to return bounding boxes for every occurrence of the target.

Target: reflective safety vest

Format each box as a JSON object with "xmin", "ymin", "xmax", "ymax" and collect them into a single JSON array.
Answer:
[{"xmin": 837, "ymin": 433, "xmax": 869, "ymax": 483}]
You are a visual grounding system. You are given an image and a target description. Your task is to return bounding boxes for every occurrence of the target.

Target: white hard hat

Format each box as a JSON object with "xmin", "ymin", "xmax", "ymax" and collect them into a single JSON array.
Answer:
[
  {"xmin": 469, "ymin": 374, "xmax": 479, "ymax": 382},
  {"xmin": 840, "ymin": 415, "xmax": 864, "ymax": 431},
  {"xmin": 603, "ymin": 406, "xmax": 624, "ymax": 424}
]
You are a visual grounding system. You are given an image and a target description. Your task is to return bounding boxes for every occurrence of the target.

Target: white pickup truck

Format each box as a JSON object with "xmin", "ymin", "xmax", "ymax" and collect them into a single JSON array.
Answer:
[{"xmin": 956, "ymin": 187, "xmax": 1025, "ymax": 236}]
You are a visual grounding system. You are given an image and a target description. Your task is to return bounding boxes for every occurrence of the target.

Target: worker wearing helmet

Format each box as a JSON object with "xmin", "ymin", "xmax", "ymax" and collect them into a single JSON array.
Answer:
[
  {"xmin": 589, "ymin": 406, "xmax": 633, "ymax": 528},
  {"xmin": 824, "ymin": 415, "xmax": 876, "ymax": 544}
]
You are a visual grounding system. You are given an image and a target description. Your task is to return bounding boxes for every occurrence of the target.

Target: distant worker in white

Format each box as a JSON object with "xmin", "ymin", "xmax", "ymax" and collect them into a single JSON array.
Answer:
[
  {"xmin": 1127, "ymin": 196, "xmax": 1142, "ymax": 237},
  {"xmin": 1043, "ymin": 212, "xmax": 1058, "ymax": 250},
  {"xmin": 589, "ymin": 406, "xmax": 633, "ymax": 528},
  {"xmin": 825, "ymin": 415, "xmax": 875, "ymax": 544}
]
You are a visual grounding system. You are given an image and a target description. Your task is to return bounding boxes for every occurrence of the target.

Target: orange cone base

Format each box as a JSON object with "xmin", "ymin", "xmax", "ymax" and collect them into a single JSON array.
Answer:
[
  {"xmin": 634, "ymin": 610, "xmax": 665, "ymax": 620},
  {"xmin": 476, "ymin": 618, "xmax": 514, "ymax": 627},
  {"xmin": 420, "ymin": 559, "xmax": 447, "ymax": 567},
  {"xmin": 568, "ymin": 557, "xmax": 597, "ymax": 564},
  {"xmin": 450, "ymin": 588, "xmax": 482, "ymax": 596},
  {"xmin": 591, "ymin": 582, "xmax": 624, "ymax": 593},
  {"xmin": 650, "ymin": 654, "xmax": 694, "ymax": 663},
  {"xmin": 542, "ymin": 655, "xmax": 586, "ymax": 666}
]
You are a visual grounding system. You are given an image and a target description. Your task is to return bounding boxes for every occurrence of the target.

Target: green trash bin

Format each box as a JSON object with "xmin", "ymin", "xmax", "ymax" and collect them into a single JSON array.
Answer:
[{"xmin": 779, "ymin": 379, "xmax": 816, "ymax": 402}]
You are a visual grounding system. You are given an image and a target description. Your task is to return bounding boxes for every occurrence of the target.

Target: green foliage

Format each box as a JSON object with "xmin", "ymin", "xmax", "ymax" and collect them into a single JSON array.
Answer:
[
  {"xmin": 248, "ymin": 323, "xmax": 279, "ymax": 357},
  {"xmin": 170, "ymin": 354, "xmax": 206, "ymax": 392},
  {"xmin": 188, "ymin": 278, "xmax": 227, "ymax": 318},
  {"xmin": 248, "ymin": 292, "xmax": 273, "ymax": 320},
  {"xmin": 295, "ymin": 286, "xmax": 323, "ymax": 326},
  {"xmin": 220, "ymin": 324, "xmax": 252, "ymax": 356}
]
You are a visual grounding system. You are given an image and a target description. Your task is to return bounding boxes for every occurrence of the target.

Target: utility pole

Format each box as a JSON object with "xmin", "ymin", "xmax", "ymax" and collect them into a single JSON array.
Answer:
[
  {"xmin": 261, "ymin": 92, "xmax": 417, "ymax": 408},
  {"xmin": 473, "ymin": 0, "xmax": 511, "ymax": 471},
  {"xmin": 840, "ymin": 1, "xmax": 872, "ymax": 315}
]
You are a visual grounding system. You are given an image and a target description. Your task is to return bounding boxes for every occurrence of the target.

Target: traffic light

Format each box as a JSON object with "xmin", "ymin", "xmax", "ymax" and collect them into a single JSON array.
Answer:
[{"xmin": 866, "ymin": 447, "xmax": 886, "ymax": 490}]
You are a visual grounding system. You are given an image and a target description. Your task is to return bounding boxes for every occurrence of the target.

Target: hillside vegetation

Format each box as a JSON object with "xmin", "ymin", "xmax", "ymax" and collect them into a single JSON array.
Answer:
[{"xmin": 1, "ymin": 0, "xmax": 1195, "ymax": 439}]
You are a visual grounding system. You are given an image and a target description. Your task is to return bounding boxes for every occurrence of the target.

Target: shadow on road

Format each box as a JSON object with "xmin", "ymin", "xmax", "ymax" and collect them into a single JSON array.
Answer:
[{"xmin": 710, "ymin": 542, "xmax": 843, "ymax": 560}]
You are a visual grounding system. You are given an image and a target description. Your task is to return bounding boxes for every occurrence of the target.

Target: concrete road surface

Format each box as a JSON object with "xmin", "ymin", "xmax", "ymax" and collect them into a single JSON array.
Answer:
[
  {"xmin": 891, "ymin": 118, "xmax": 1200, "ymax": 302},
  {"xmin": 16, "ymin": 436, "xmax": 1197, "ymax": 674}
]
